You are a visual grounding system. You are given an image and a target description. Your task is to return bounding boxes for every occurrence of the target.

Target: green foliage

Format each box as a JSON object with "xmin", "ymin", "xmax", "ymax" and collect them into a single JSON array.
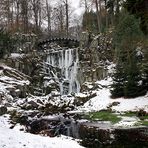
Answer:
[
  {"xmin": 124, "ymin": 0, "xmax": 148, "ymax": 35},
  {"xmin": 84, "ymin": 111, "xmax": 121, "ymax": 124},
  {"xmin": 122, "ymin": 112, "xmax": 137, "ymax": 117},
  {"xmin": 111, "ymin": 63, "xmax": 125, "ymax": 98},
  {"xmin": 111, "ymin": 13, "xmax": 147, "ymax": 98},
  {"xmin": 141, "ymin": 121, "xmax": 148, "ymax": 126},
  {"xmin": 123, "ymin": 111, "xmax": 148, "ymax": 118},
  {"xmin": 142, "ymin": 63, "xmax": 148, "ymax": 92},
  {"xmin": 0, "ymin": 28, "xmax": 14, "ymax": 58},
  {"xmin": 113, "ymin": 13, "xmax": 143, "ymax": 48}
]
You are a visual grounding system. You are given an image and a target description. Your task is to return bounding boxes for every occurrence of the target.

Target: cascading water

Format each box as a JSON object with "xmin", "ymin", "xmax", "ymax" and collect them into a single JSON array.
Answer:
[{"xmin": 45, "ymin": 48, "xmax": 80, "ymax": 95}]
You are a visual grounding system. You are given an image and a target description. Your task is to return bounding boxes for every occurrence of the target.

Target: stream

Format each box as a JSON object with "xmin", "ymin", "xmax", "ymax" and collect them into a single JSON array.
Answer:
[{"xmin": 25, "ymin": 113, "xmax": 148, "ymax": 148}]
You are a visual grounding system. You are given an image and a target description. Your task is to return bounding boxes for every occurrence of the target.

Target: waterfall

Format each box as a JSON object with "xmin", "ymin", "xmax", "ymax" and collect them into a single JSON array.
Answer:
[{"xmin": 45, "ymin": 48, "xmax": 80, "ymax": 95}]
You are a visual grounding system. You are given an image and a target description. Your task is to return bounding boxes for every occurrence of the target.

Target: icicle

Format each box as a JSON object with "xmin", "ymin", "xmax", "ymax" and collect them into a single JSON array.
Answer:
[
  {"xmin": 65, "ymin": 50, "xmax": 69, "ymax": 80},
  {"xmin": 59, "ymin": 82, "xmax": 63, "ymax": 95},
  {"xmin": 45, "ymin": 47, "xmax": 80, "ymax": 95}
]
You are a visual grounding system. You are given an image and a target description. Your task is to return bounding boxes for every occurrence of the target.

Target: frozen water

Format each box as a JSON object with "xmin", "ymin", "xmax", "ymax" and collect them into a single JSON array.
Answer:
[{"xmin": 46, "ymin": 48, "xmax": 80, "ymax": 95}]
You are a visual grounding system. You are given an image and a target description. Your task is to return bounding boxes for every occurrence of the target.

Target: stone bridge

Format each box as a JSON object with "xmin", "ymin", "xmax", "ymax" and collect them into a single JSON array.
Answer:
[{"xmin": 37, "ymin": 38, "xmax": 79, "ymax": 50}]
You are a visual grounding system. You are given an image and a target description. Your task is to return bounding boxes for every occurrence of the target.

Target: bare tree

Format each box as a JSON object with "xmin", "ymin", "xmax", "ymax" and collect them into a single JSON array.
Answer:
[
  {"xmin": 20, "ymin": 0, "xmax": 29, "ymax": 33},
  {"xmin": 0, "ymin": 0, "xmax": 14, "ymax": 29},
  {"xmin": 94, "ymin": 0, "xmax": 101, "ymax": 33},
  {"xmin": 65, "ymin": 0, "xmax": 69, "ymax": 37},
  {"xmin": 30, "ymin": 0, "xmax": 43, "ymax": 33},
  {"xmin": 14, "ymin": 0, "xmax": 20, "ymax": 30},
  {"xmin": 80, "ymin": 0, "xmax": 92, "ymax": 12},
  {"xmin": 52, "ymin": 3, "xmax": 65, "ymax": 37},
  {"xmin": 46, "ymin": 0, "xmax": 52, "ymax": 34},
  {"xmin": 62, "ymin": 0, "xmax": 69, "ymax": 37}
]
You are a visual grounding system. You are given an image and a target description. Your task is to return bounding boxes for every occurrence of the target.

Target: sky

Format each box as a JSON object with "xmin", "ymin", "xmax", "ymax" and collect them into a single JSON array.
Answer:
[
  {"xmin": 70, "ymin": 0, "xmax": 84, "ymax": 15},
  {"xmin": 71, "ymin": 0, "xmax": 80, "ymax": 8},
  {"xmin": 49, "ymin": 0, "xmax": 83, "ymax": 15}
]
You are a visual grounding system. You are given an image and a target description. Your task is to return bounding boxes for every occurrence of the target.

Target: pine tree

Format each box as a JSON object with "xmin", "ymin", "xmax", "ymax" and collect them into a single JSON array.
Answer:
[
  {"xmin": 124, "ymin": 49, "xmax": 146, "ymax": 97},
  {"xmin": 111, "ymin": 13, "xmax": 146, "ymax": 98},
  {"xmin": 111, "ymin": 62, "xmax": 125, "ymax": 98},
  {"xmin": 124, "ymin": 0, "xmax": 148, "ymax": 35},
  {"xmin": 0, "ymin": 28, "xmax": 14, "ymax": 58}
]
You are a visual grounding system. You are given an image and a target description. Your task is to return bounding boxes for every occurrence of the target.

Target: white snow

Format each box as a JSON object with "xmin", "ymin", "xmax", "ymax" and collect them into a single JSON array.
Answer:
[
  {"xmin": 77, "ymin": 88, "xmax": 111, "ymax": 112},
  {"xmin": 76, "ymin": 78, "xmax": 148, "ymax": 113},
  {"xmin": 0, "ymin": 64, "xmax": 30, "ymax": 106},
  {"xmin": 10, "ymin": 53, "xmax": 25, "ymax": 59},
  {"xmin": 112, "ymin": 95, "xmax": 148, "ymax": 112},
  {"xmin": 96, "ymin": 77, "xmax": 112, "ymax": 86},
  {"xmin": 114, "ymin": 116, "xmax": 140, "ymax": 127},
  {"xmin": 0, "ymin": 116, "xmax": 84, "ymax": 148}
]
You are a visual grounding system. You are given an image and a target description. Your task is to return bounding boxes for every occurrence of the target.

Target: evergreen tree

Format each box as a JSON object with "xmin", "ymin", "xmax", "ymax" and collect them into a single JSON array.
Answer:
[
  {"xmin": 124, "ymin": 0, "xmax": 148, "ymax": 35},
  {"xmin": 142, "ymin": 62, "xmax": 148, "ymax": 93},
  {"xmin": 111, "ymin": 62, "xmax": 125, "ymax": 98},
  {"xmin": 111, "ymin": 13, "xmax": 146, "ymax": 98},
  {"xmin": 124, "ymin": 49, "xmax": 146, "ymax": 97},
  {"xmin": 0, "ymin": 28, "xmax": 14, "ymax": 58}
]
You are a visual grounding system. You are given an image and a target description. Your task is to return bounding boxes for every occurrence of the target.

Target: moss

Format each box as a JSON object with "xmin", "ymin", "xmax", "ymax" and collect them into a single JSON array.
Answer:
[
  {"xmin": 141, "ymin": 121, "xmax": 148, "ymax": 126},
  {"xmin": 84, "ymin": 111, "xmax": 121, "ymax": 124},
  {"xmin": 122, "ymin": 111, "xmax": 148, "ymax": 120},
  {"xmin": 122, "ymin": 111, "xmax": 137, "ymax": 117},
  {"xmin": 134, "ymin": 120, "xmax": 148, "ymax": 126}
]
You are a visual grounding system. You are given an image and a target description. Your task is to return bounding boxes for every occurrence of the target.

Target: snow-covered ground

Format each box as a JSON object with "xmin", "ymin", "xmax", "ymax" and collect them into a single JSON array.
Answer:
[
  {"xmin": 114, "ymin": 116, "xmax": 140, "ymax": 127},
  {"xmin": 76, "ymin": 78, "xmax": 148, "ymax": 113},
  {"xmin": 0, "ymin": 115, "xmax": 84, "ymax": 148}
]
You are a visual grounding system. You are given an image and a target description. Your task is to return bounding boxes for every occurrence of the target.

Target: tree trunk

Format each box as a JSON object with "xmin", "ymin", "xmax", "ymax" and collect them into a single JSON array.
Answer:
[
  {"xmin": 104, "ymin": 0, "xmax": 108, "ymax": 29},
  {"xmin": 16, "ymin": 0, "xmax": 20, "ymax": 31},
  {"xmin": 95, "ymin": 0, "xmax": 101, "ymax": 33},
  {"xmin": 65, "ymin": 0, "xmax": 69, "ymax": 37},
  {"xmin": 84, "ymin": 0, "xmax": 88, "ymax": 12},
  {"xmin": 46, "ymin": 0, "xmax": 51, "ymax": 35},
  {"xmin": 59, "ymin": 5, "xmax": 64, "ymax": 36}
]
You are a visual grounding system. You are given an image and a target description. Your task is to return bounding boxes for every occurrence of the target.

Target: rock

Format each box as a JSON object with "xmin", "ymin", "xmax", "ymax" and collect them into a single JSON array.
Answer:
[
  {"xmin": 0, "ymin": 92, "xmax": 4, "ymax": 104},
  {"xmin": 19, "ymin": 115, "xmax": 29, "ymax": 125},
  {"xmin": 4, "ymin": 103, "xmax": 12, "ymax": 107},
  {"xmin": 78, "ymin": 32, "xmax": 113, "ymax": 85},
  {"xmin": 37, "ymin": 99, "xmax": 44, "ymax": 105},
  {"xmin": 0, "ymin": 106, "xmax": 7, "ymax": 115},
  {"xmin": 28, "ymin": 100, "xmax": 39, "ymax": 109},
  {"xmin": 0, "ymin": 98, "xmax": 2, "ymax": 104},
  {"xmin": 79, "ymin": 121, "xmax": 148, "ymax": 148},
  {"xmin": 108, "ymin": 102, "xmax": 120, "ymax": 109},
  {"xmin": 114, "ymin": 127, "xmax": 148, "ymax": 146},
  {"xmin": 74, "ymin": 92, "xmax": 97, "ymax": 106},
  {"xmin": 79, "ymin": 123, "xmax": 113, "ymax": 147}
]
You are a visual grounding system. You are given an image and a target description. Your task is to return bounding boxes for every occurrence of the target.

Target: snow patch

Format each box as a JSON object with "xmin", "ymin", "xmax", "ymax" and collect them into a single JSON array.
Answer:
[{"xmin": 76, "ymin": 78, "xmax": 148, "ymax": 113}]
